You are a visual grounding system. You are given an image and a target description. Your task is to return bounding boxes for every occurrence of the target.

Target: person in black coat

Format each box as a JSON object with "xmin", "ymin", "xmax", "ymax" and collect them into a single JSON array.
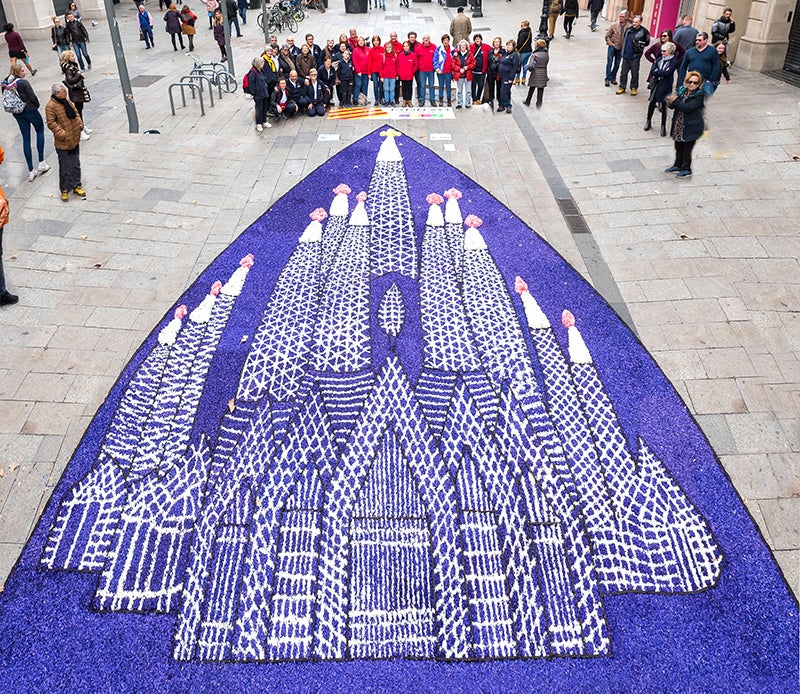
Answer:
[
  {"xmin": 337, "ymin": 50, "xmax": 355, "ymax": 107},
  {"xmin": 304, "ymin": 68, "xmax": 328, "ymax": 116},
  {"xmin": 665, "ymin": 70, "xmax": 705, "ymax": 177},
  {"xmin": 271, "ymin": 78, "xmax": 297, "ymax": 118},
  {"xmin": 286, "ymin": 70, "xmax": 308, "ymax": 109},
  {"xmin": 562, "ymin": 0, "xmax": 579, "ymax": 39},
  {"xmin": 497, "ymin": 39, "xmax": 520, "ymax": 113},
  {"xmin": 588, "ymin": 0, "xmax": 604, "ymax": 31},
  {"xmin": 247, "ymin": 57, "xmax": 272, "ymax": 132},
  {"xmin": 644, "ymin": 41, "xmax": 678, "ymax": 136},
  {"xmin": 318, "ymin": 57, "xmax": 337, "ymax": 107}
]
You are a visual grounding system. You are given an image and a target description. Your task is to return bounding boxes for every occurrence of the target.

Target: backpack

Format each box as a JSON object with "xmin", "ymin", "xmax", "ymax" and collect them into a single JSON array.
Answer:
[
  {"xmin": 242, "ymin": 69, "xmax": 251, "ymax": 94},
  {"xmin": 2, "ymin": 79, "xmax": 26, "ymax": 115}
]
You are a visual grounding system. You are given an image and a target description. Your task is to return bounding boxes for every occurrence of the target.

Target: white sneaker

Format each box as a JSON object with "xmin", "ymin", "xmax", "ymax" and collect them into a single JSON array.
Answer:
[
  {"xmin": 37, "ymin": 161, "xmax": 50, "ymax": 173},
  {"xmin": 255, "ymin": 124, "xmax": 263, "ymax": 132},
  {"xmin": 83, "ymin": 127, "xmax": 93, "ymax": 135},
  {"xmin": 81, "ymin": 131, "xmax": 91, "ymax": 141},
  {"xmin": 263, "ymin": 122, "xmax": 272, "ymax": 128},
  {"xmin": 28, "ymin": 170, "xmax": 38, "ymax": 182}
]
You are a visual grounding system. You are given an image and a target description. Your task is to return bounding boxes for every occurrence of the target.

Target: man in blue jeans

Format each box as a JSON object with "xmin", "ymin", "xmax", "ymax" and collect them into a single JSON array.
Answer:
[
  {"xmin": 237, "ymin": 0, "xmax": 248, "ymax": 24},
  {"xmin": 604, "ymin": 10, "xmax": 629, "ymax": 87},
  {"xmin": 137, "ymin": 5, "xmax": 154, "ymax": 49},
  {"xmin": 65, "ymin": 12, "xmax": 92, "ymax": 70},
  {"xmin": 616, "ymin": 15, "xmax": 650, "ymax": 95}
]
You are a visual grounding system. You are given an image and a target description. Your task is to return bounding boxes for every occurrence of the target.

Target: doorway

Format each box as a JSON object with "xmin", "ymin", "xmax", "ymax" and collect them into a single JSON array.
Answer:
[{"xmin": 785, "ymin": 0, "xmax": 800, "ymax": 74}]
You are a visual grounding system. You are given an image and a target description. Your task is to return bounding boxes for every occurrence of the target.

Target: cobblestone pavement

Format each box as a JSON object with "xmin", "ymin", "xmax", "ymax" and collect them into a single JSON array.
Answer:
[{"xmin": 0, "ymin": 0, "xmax": 797, "ymax": 596}]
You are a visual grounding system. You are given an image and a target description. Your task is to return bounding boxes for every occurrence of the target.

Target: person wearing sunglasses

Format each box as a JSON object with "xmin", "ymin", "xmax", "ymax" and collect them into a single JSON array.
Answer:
[
  {"xmin": 644, "ymin": 41, "xmax": 678, "ymax": 136},
  {"xmin": 677, "ymin": 32, "xmax": 720, "ymax": 95},
  {"xmin": 645, "ymin": 29, "xmax": 684, "ymax": 65},
  {"xmin": 664, "ymin": 71, "xmax": 705, "ymax": 178}
]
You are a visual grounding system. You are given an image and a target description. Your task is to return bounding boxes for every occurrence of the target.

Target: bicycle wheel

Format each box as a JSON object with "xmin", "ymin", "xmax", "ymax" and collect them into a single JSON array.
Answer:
[
  {"xmin": 218, "ymin": 71, "xmax": 238, "ymax": 93},
  {"xmin": 257, "ymin": 11, "xmax": 264, "ymax": 29},
  {"xmin": 286, "ymin": 15, "xmax": 298, "ymax": 32},
  {"xmin": 267, "ymin": 16, "xmax": 280, "ymax": 33},
  {"xmin": 293, "ymin": 7, "xmax": 305, "ymax": 21}
]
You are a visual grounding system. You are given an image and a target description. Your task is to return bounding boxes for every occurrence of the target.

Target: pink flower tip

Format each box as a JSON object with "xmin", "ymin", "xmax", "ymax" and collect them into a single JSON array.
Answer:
[
  {"xmin": 514, "ymin": 276, "xmax": 528, "ymax": 295},
  {"xmin": 464, "ymin": 214, "xmax": 483, "ymax": 228},
  {"xmin": 310, "ymin": 207, "xmax": 328, "ymax": 221},
  {"xmin": 333, "ymin": 183, "xmax": 351, "ymax": 195},
  {"xmin": 175, "ymin": 305, "xmax": 188, "ymax": 320},
  {"xmin": 356, "ymin": 191, "xmax": 367, "ymax": 202},
  {"xmin": 210, "ymin": 280, "xmax": 223, "ymax": 296},
  {"xmin": 562, "ymin": 310, "xmax": 576, "ymax": 329},
  {"xmin": 444, "ymin": 188, "xmax": 462, "ymax": 200},
  {"xmin": 240, "ymin": 254, "xmax": 254, "ymax": 269},
  {"xmin": 426, "ymin": 193, "xmax": 444, "ymax": 205}
]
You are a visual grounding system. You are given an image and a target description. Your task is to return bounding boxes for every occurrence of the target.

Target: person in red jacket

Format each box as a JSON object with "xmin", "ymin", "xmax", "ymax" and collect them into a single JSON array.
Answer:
[
  {"xmin": 368, "ymin": 35, "xmax": 385, "ymax": 105},
  {"xmin": 387, "ymin": 30, "xmax": 403, "ymax": 104},
  {"xmin": 415, "ymin": 34, "xmax": 436, "ymax": 107},
  {"xmin": 379, "ymin": 42, "xmax": 399, "ymax": 106},
  {"xmin": 352, "ymin": 36, "xmax": 370, "ymax": 105},
  {"xmin": 452, "ymin": 39, "xmax": 476, "ymax": 108},
  {"xmin": 396, "ymin": 40, "xmax": 418, "ymax": 107}
]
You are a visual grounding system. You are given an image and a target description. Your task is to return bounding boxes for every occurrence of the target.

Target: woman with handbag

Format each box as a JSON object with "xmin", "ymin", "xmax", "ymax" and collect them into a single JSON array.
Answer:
[
  {"xmin": 60, "ymin": 50, "xmax": 92, "ymax": 140},
  {"xmin": 482, "ymin": 36, "xmax": 504, "ymax": 110},
  {"xmin": 665, "ymin": 71, "xmax": 705, "ymax": 178},
  {"xmin": 179, "ymin": 5, "xmax": 198, "ymax": 52},
  {"xmin": 0, "ymin": 146, "xmax": 18, "ymax": 306},
  {"xmin": 164, "ymin": 4, "xmax": 185, "ymax": 52},
  {"xmin": 644, "ymin": 41, "xmax": 678, "ymax": 136},
  {"xmin": 523, "ymin": 39, "xmax": 549, "ymax": 109}
]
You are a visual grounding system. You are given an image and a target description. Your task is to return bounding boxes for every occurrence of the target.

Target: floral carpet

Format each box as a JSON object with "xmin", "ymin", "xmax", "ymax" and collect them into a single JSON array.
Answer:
[{"xmin": 0, "ymin": 128, "xmax": 796, "ymax": 692}]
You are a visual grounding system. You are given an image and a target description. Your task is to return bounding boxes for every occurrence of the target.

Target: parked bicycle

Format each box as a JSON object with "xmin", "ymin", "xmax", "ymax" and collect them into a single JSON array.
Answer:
[{"xmin": 187, "ymin": 53, "xmax": 238, "ymax": 93}]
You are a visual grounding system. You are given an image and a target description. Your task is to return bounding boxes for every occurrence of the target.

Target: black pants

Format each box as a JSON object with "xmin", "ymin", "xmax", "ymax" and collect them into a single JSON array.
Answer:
[
  {"xmin": 254, "ymin": 97, "xmax": 269, "ymax": 124},
  {"xmin": 564, "ymin": 15, "xmax": 576, "ymax": 36},
  {"xmin": 673, "ymin": 140, "xmax": 696, "ymax": 171},
  {"xmin": 646, "ymin": 99, "xmax": 667, "ymax": 129},
  {"xmin": 340, "ymin": 79, "xmax": 353, "ymax": 106},
  {"xmin": 401, "ymin": 79, "xmax": 413, "ymax": 101},
  {"xmin": 57, "ymin": 145, "xmax": 82, "ymax": 192},
  {"xmin": 472, "ymin": 73, "xmax": 485, "ymax": 101},
  {"xmin": 170, "ymin": 32, "xmax": 185, "ymax": 50},
  {"xmin": 483, "ymin": 73, "xmax": 498, "ymax": 103},
  {"xmin": 524, "ymin": 86, "xmax": 544, "ymax": 107}
]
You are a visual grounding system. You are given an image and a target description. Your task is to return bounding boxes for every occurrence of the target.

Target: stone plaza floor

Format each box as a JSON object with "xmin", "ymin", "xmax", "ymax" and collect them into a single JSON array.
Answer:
[{"xmin": 0, "ymin": 0, "xmax": 797, "ymax": 596}]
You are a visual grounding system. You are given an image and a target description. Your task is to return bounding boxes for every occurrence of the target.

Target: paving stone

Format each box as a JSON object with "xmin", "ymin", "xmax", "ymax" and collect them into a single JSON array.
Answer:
[
  {"xmin": 724, "ymin": 413, "xmax": 795, "ymax": 455},
  {"xmin": 758, "ymin": 498, "xmax": 800, "ymax": 550},
  {"xmin": 686, "ymin": 378, "xmax": 748, "ymax": 415}
]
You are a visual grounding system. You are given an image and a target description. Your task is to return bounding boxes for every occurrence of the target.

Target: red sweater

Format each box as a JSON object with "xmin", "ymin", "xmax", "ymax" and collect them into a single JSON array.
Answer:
[
  {"xmin": 396, "ymin": 50, "xmax": 418, "ymax": 80},
  {"xmin": 415, "ymin": 42, "xmax": 436, "ymax": 72},
  {"xmin": 367, "ymin": 45, "xmax": 385, "ymax": 74},
  {"xmin": 379, "ymin": 51, "xmax": 398, "ymax": 78},
  {"xmin": 352, "ymin": 45, "xmax": 370, "ymax": 74}
]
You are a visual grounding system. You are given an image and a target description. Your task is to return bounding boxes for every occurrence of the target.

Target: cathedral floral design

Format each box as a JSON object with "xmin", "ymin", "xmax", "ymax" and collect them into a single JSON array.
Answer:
[{"xmin": 39, "ymin": 131, "xmax": 724, "ymax": 663}]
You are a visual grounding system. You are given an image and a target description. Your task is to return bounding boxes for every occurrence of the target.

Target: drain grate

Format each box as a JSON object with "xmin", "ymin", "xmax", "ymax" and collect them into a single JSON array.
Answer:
[
  {"xmin": 556, "ymin": 198, "xmax": 591, "ymax": 234},
  {"xmin": 130, "ymin": 74, "xmax": 168, "ymax": 88}
]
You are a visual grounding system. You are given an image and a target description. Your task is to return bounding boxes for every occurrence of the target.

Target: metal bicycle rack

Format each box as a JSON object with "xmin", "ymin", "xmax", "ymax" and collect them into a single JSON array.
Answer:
[
  {"xmin": 168, "ymin": 82, "xmax": 205, "ymax": 116},
  {"xmin": 182, "ymin": 73, "xmax": 217, "ymax": 108},
  {"xmin": 188, "ymin": 70, "xmax": 224, "ymax": 102}
]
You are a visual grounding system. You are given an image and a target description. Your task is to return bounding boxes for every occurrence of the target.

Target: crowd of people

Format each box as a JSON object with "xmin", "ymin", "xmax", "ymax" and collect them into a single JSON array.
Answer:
[
  {"xmin": 242, "ymin": 23, "xmax": 556, "ymax": 131},
  {"xmin": 0, "ymin": 3, "xmax": 741, "ymax": 306},
  {"xmin": 603, "ymin": 9, "xmax": 736, "ymax": 177}
]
